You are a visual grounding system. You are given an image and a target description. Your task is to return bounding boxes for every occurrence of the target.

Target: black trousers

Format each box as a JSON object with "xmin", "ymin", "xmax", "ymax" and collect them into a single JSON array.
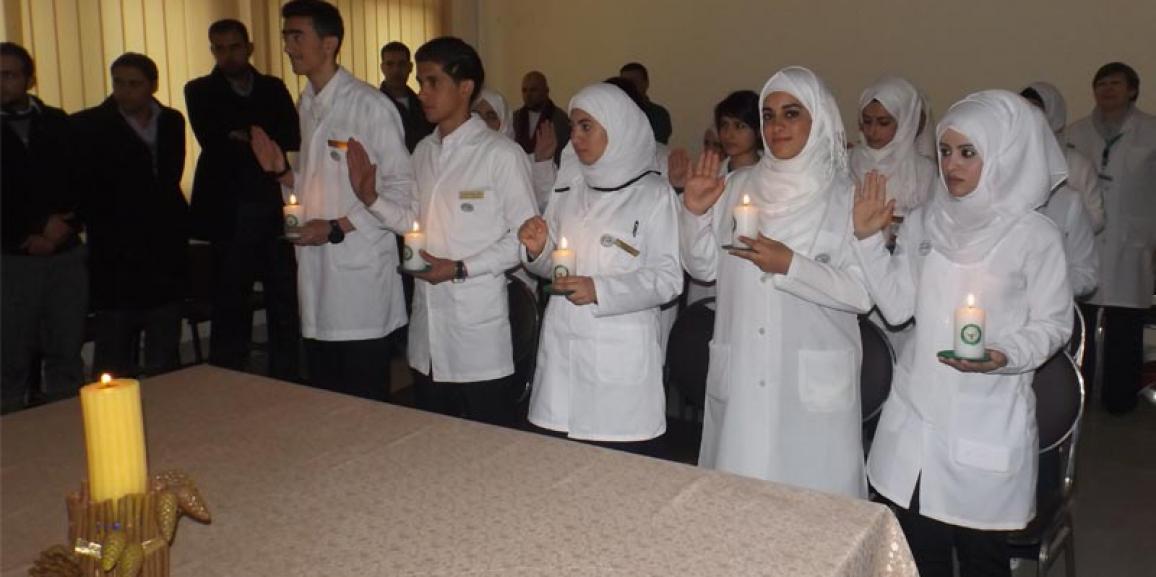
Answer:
[
  {"xmin": 882, "ymin": 482, "xmax": 1010, "ymax": 577},
  {"xmin": 411, "ymin": 369, "xmax": 518, "ymax": 427},
  {"xmin": 93, "ymin": 302, "xmax": 183, "ymax": 378},
  {"xmin": 1080, "ymin": 303, "xmax": 1145, "ymax": 414},
  {"xmin": 208, "ymin": 205, "xmax": 301, "ymax": 381},
  {"xmin": 304, "ymin": 337, "xmax": 392, "ymax": 402}
]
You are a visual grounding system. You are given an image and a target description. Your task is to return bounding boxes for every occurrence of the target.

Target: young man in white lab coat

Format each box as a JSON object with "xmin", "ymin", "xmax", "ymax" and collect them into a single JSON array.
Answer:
[
  {"xmin": 1067, "ymin": 62, "xmax": 1156, "ymax": 415},
  {"xmin": 406, "ymin": 37, "xmax": 538, "ymax": 425},
  {"xmin": 251, "ymin": 0, "xmax": 416, "ymax": 401}
]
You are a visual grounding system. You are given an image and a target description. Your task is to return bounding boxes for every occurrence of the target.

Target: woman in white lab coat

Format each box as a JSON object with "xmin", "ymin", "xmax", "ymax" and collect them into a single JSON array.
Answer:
[
  {"xmin": 852, "ymin": 90, "xmax": 1072, "ymax": 577},
  {"xmin": 680, "ymin": 66, "xmax": 872, "ymax": 498},
  {"xmin": 517, "ymin": 82, "xmax": 682, "ymax": 453}
]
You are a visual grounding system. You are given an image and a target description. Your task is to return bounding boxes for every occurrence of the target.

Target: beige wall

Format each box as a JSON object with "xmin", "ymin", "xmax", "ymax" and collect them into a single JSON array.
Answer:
[{"xmin": 464, "ymin": 0, "xmax": 1156, "ymax": 151}]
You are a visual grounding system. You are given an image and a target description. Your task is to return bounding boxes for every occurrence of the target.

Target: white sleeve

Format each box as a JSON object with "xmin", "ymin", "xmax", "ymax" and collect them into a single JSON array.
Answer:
[
  {"xmin": 678, "ymin": 202, "xmax": 720, "ymax": 282},
  {"xmin": 1065, "ymin": 148, "xmax": 1105, "ymax": 232},
  {"xmin": 347, "ymin": 107, "xmax": 418, "ymax": 237},
  {"xmin": 1061, "ymin": 192, "xmax": 1099, "ymax": 298},
  {"xmin": 530, "ymin": 156, "xmax": 557, "ymax": 213},
  {"xmin": 772, "ymin": 237, "xmax": 872, "ymax": 314},
  {"xmin": 853, "ymin": 231, "xmax": 918, "ymax": 326},
  {"xmin": 522, "ymin": 191, "xmax": 562, "ymax": 279},
  {"xmin": 591, "ymin": 189, "xmax": 684, "ymax": 317},
  {"xmin": 462, "ymin": 150, "xmax": 539, "ymax": 278}
]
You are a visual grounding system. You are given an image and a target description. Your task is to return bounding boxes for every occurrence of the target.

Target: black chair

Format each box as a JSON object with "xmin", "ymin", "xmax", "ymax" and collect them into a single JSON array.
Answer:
[
  {"xmin": 506, "ymin": 274, "xmax": 541, "ymax": 412},
  {"xmin": 183, "ymin": 242, "xmax": 215, "ymax": 365},
  {"xmin": 664, "ymin": 297, "xmax": 715, "ymax": 419},
  {"xmin": 1068, "ymin": 303, "xmax": 1085, "ymax": 368},
  {"xmin": 1009, "ymin": 351, "xmax": 1084, "ymax": 577},
  {"xmin": 858, "ymin": 316, "xmax": 896, "ymax": 452}
]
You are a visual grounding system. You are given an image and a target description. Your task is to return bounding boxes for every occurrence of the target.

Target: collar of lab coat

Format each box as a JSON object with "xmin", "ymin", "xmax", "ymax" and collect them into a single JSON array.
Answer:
[
  {"xmin": 300, "ymin": 66, "xmax": 353, "ymax": 124},
  {"xmin": 429, "ymin": 114, "xmax": 488, "ymax": 152}
]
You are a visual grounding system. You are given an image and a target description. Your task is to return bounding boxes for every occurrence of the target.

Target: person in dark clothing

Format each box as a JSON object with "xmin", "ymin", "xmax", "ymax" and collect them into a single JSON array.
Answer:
[
  {"xmin": 512, "ymin": 70, "xmax": 569, "ymax": 162},
  {"xmin": 1, "ymin": 42, "xmax": 88, "ymax": 412},
  {"xmin": 185, "ymin": 19, "xmax": 302, "ymax": 381},
  {"xmin": 379, "ymin": 41, "xmax": 433, "ymax": 153},
  {"xmin": 620, "ymin": 62, "xmax": 673, "ymax": 145},
  {"xmin": 72, "ymin": 52, "xmax": 189, "ymax": 378}
]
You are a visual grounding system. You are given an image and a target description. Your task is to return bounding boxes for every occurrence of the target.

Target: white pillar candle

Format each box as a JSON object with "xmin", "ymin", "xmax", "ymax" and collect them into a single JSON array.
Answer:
[
  {"xmin": 403, "ymin": 221, "xmax": 427, "ymax": 270},
  {"xmin": 283, "ymin": 194, "xmax": 304, "ymax": 239},
  {"xmin": 733, "ymin": 194, "xmax": 758, "ymax": 247},
  {"xmin": 953, "ymin": 293, "xmax": 987, "ymax": 360},
  {"xmin": 551, "ymin": 236, "xmax": 576, "ymax": 280}
]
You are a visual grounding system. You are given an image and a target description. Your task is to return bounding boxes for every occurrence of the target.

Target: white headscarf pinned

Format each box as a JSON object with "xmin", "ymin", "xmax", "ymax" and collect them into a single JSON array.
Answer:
[
  {"xmin": 476, "ymin": 88, "xmax": 515, "ymax": 140},
  {"xmin": 1025, "ymin": 81, "xmax": 1068, "ymax": 135},
  {"xmin": 850, "ymin": 76, "xmax": 924, "ymax": 213},
  {"xmin": 925, "ymin": 89, "xmax": 1068, "ymax": 264},
  {"xmin": 749, "ymin": 66, "xmax": 850, "ymax": 251},
  {"xmin": 568, "ymin": 83, "xmax": 657, "ymax": 190}
]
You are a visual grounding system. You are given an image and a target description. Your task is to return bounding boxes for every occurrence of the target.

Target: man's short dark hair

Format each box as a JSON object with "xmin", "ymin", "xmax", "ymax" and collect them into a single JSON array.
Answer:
[
  {"xmin": 0, "ymin": 42, "xmax": 34, "ymax": 79},
  {"xmin": 715, "ymin": 90, "xmax": 760, "ymax": 134},
  {"xmin": 282, "ymin": 0, "xmax": 344, "ymax": 53},
  {"xmin": 1093, "ymin": 61, "xmax": 1140, "ymax": 102},
  {"xmin": 111, "ymin": 52, "xmax": 159, "ymax": 85},
  {"xmin": 619, "ymin": 62, "xmax": 648, "ymax": 82},
  {"xmin": 208, "ymin": 18, "xmax": 250, "ymax": 43},
  {"xmin": 381, "ymin": 41, "xmax": 411, "ymax": 61},
  {"xmin": 415, "ymin": 37, "xmax": 484, "ymax": 101},
  {"xmin": 602, "ymin": 76, "xmax": 647, "ymax": 112}
]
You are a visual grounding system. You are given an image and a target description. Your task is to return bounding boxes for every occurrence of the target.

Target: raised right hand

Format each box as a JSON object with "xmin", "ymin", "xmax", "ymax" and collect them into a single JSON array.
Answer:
[
  {"xmin": 682, "ymin": 151, "xmax": 726, "ymax": 216},
  {"xmin": 518, "ymin": 216, "xmax": 549, "ymax": 259},
  {"xmin": 853, "ymin": 170, "xmax": 895, "ymax": 240},
  {"xmin": 250, "ymin": 126, "xmax": 286, "ymax": 174}
]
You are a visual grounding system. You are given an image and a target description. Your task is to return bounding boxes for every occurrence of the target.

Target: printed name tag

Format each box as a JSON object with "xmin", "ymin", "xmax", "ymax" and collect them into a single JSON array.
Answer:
[{"xmin": 459, "ymin": 190, "xmax": 485, "ymax": 200}]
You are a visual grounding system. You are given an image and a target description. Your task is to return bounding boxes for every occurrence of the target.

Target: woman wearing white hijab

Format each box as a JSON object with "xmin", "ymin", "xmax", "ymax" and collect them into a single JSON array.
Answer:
[
  {"xmin": 851, "ymin": 76, "xmax": 936, "ymax": 224},
  {"xmin": 517, "ymin": 83, "xmax": 682, "ymax": 452},
  {"xmin": 853, "ymin": 90, "xmax": 1072, "ymax": 576},
  {"xmin": 474, "ymin": 88, "xmax": 558, "ymax": 212},
  {"xmin": 680, "ymin": 66, "xmax": 871, "ymax": 497}
]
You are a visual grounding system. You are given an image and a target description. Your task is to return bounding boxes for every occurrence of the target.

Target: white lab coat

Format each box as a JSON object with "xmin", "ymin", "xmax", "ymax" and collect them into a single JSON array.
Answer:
[
  {"xmin": 524, "ymin": 173, "xmax": 682, "ymax": 441},
  {"xmin": 408, "ymin": 116, "xmax": 538, "ymax": 382},
  {"xmin": 1067, "ymin": 108, "xmax": 1156, "ymax": 309},
  {"xmin": 1040, "ymin": 186, "xmax": 1099, "ymax": 297},
  {"xmin": 856, "ymin": 208, "xmax": 1072, "ymax": 530},
  {"xmin": 1061, "ymin": 146, "xmax": 1106, "ymax": 232},
  {"xmin": 680, "ymin": 167, "xmax": 872, "ymax": 498},
  {"xmin": 287, "ymin": 68, "xmax": 416, "ymax": 341}
]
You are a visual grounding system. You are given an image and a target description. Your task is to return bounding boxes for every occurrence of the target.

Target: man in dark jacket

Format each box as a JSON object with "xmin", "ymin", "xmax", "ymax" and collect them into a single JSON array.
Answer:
[
  {"xmin": 1, "ymin": 42, "xmax": 87, "ymax": 412},
  {"xmin": 185, "ymin": 19, "xmax": 302, "ymax": 381},
  {"xmin": 379, "ymin": 41, "xmax": 433, "ymax": 153},
  {"xmin": 513, "ymin": 70, "xmax": 569, "ymax": 162},
  {"xmin": 73, "ymin": 52, "xmax": 189, "ymax": 378}
]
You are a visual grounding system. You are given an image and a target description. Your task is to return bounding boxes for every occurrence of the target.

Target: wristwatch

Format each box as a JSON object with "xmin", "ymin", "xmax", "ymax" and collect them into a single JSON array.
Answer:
[
  {"xmin": 327, "ymin": 220, "xmax": 345, "ymax": 244},
  {"xmin": 452, "ymin": 260, "xmax": 467, "ymax": 283}
]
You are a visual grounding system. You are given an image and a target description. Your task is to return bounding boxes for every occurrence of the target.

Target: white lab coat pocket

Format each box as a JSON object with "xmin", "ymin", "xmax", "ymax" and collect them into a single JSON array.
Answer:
[
  {"xmin": 331, "ymin": 233, "xmax": 374, "ymax": 271},
  {"xmin": 952, "ymin": 437, "xmax": 1013, "ymax": 474},
  {"xmin": 949, "ymin": 387, "xmax": 1026, "ymax": 475},
  {"xmin": 705, "ymin": 341, "xmax": 731, "ymax": 403},
  {"xmin": 594, "ymin": 315, "xmax": 653, "ymax": 385},
  {"xmin": 797, "ymin": 349, "xmax": 856, "ymax": 413}
]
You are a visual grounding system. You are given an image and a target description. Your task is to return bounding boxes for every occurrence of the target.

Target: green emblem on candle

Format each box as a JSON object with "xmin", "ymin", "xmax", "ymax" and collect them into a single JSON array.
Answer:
[
  {"xmin": 553, "ymin": 265, "xmax": 569, "ymax": 280},
  {"xmin": 961, "ymin": 324, "xmax": 982, "ymax": 345},
  {"xmin": 403, "ymin": 245, "xmax": 413, "ymax": 260},
  {"xmin": 285, "ymin": 215, "xmax": 299, "ymax": 227}
]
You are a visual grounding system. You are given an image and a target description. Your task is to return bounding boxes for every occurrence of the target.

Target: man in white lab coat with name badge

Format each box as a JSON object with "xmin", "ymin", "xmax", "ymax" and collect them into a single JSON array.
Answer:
[
  {"xmin": 406, "ymin": 37, "xmax": 537, "ymax": 425},
  {"xmin": 1067, "ymin": 62, "xmax": 1156, "ymax": 415},
  {"xmin": 252, "ymin": 1, "xmax": 416, "ymax": 401}
]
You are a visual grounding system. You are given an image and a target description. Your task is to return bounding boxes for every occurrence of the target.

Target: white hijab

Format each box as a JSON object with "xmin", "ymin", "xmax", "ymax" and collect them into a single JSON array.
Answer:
[
  {"xmin": 1025, "ymin": 81, "xmax": 1068, "ymax": 135},
  {"xmin": 925, "ymin": 90, "xmax": 1068, "ymax": 264},
  {"xmin": 476, "ymin": 88, "xmax": 515, "ymax": 140},
  {"xmin": 751, "ymin": 66, "xmax": 850, "ymax": 251},
  {"xmin": 850, "ymin": 76, "xmax": 924, "ymax": 213},
  {"xmin": 914, "ymin": 89, "xmax": 937, "ymax": 161},
  {"xmin": 568, "ymin": 83, "xmax": 657, "ymax": 190}
]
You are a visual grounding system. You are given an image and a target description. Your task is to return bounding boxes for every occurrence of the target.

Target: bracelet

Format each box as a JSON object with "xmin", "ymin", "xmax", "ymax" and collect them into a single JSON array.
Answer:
[{"xmin": 270, "ymin": 163, "xmax": 292, "ymax": 180}]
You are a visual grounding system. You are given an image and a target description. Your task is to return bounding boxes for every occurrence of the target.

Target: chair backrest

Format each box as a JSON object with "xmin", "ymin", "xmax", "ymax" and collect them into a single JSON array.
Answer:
[
  {"xmin": 507, "ymin": 274, "xmax": 541, "ymax": 403},
  {"xmin": 858, "ymin": 317, "xmax": 895, "ymax": 423},
  {"xmin": 1068, "ymin": 303, "xmax": 1085, "ymax": 366},
  {"xmin": 665, "ymin": 298, "xmax": 715, "ymax": 410},
  {"xmin": 1032, "ymin": 351, "xmax": 1085, "ymax": 453}
]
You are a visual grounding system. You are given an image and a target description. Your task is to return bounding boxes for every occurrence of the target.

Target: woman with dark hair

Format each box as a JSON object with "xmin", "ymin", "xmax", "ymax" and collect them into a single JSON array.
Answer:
[{"xmin": 713, "ymin": 90, "xmax": 761, "ymax": 173}]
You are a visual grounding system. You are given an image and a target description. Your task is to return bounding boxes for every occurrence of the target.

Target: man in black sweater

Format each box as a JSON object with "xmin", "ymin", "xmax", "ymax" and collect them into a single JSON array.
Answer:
[
  {"xmin": 1, "ymin": 42, "xmax": 87, "ymax": 412},
  {"xmin": 379, "ymin": 41, "xmax": 434, "ymax": 153},
  {"xmin": 185, "ymin": 19, "xmax": 302, "ymax": 381},
  {"xmin": 73, "ymin": 53, "xmax": 189, "ymax": 378}
]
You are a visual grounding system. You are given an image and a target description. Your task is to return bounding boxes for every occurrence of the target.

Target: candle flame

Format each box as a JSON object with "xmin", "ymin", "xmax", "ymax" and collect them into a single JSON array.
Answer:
[
  {"xmin": 288, "ymin": 194, "xmax": 298, "ymax": 205},
  {"xmin": 560, "ymin": 236, "xmax": 569, "ymax": 250},
  {"xmin": 100, "ymin": 373, "xmax": 113, "ymax": 384},
  {"xmin": 742, "ymin": 194, "xmax": 751, "ymax": 206},
  {"xmin": 966, "ymin": 293, "xmax": 975, "ymax": 308},
  {"xmin": 412, "ymin": 221, "xmax": 421, "ymax": 232}
]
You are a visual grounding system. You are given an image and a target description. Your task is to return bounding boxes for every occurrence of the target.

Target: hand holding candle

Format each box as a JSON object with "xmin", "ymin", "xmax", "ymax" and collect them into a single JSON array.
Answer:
[
  {"xmin": 953, "ymin": 294, "xmax": 986, "ymax": 360},
  {"xmin": 403, "ymin": 221, "xmax": 428, "ymax": 271},
  {"xmin": 283, "ymin": 194, "xmax": 304, "ymax": 240},
  {"xmin": 80, "ymin": 374, "xmax": 148, "ymax": 503},
  {"xmin": 733, "ymin": 194, "xmax": 758, "ymax": 248}
]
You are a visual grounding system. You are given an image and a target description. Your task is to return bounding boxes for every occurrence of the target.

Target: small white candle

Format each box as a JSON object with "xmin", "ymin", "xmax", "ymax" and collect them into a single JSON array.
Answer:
[
  {"xmin": 733, "ymin": 194, "xmax": 758, "ymax": 247},
  {"xmin": 283, "ymin": 194, "xmax": 304, "ymax": 239},
  {"xmin": 403, "ymin": 221, "xmax": 427, "ymax": 270},
  {"xmin": 551, "ymin": 236, "xmax": 576, "ymax": 280},
  {"xmin": 953, "ymin": 293, "xmax": 987, "ymax": 360}
]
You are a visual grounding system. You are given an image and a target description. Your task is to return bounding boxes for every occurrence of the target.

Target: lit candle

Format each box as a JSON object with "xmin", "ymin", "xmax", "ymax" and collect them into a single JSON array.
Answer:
[
  {"xmin": 733, "ymin": 194, "xmax": 758, "ymax": 248},
  {"xmin": 283, "ymin": 194, "xmax": 304, "ymax": 240},
  {"xmin": 551, "ymin": 236, "xmax": 576, "ymax": 280},
  {"xmin": 80, "ymin": 374, "xmax": 149, "ymax": 504},
  {"xmin": 403, "ymin": 221, "xmax": 427, "ymax": 271},
  {"xmin": 953, "ymin": 294, "xmax": 987, "ymax": 360}
]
